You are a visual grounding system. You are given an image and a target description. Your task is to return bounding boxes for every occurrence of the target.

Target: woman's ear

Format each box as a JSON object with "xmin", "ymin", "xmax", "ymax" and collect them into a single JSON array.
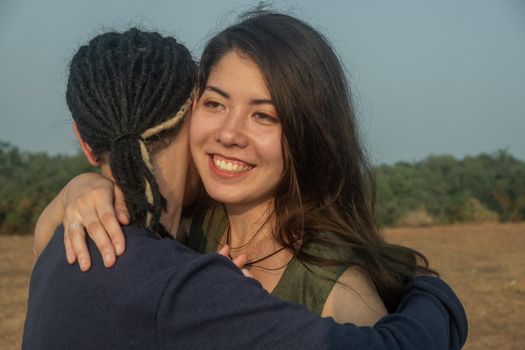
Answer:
[{"xmin": 72, "ymin": 121, "xmax": 99, "ymax": 166}]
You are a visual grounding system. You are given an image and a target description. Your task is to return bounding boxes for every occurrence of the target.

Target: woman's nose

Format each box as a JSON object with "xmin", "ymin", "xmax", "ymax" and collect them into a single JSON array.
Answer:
[{"xmin": 215, "ymin": 109, "xmax": 248, "ymax": 148}]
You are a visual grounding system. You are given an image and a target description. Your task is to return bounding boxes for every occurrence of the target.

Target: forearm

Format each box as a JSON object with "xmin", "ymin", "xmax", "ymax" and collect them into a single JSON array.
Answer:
[
  {"xmin": 339, "ymin": 276, "xmax": 468, "ymax": 349},
  {"xmin": 33, "ymin": 187, "xmax": 66, "ymax": 256}
]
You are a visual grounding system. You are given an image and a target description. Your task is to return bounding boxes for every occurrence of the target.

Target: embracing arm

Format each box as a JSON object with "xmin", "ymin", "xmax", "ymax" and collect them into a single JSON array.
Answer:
[
  {"xmin": 160, "ymin": 254, "xmax": 468, "ymax": 349},
  {"xmin": 33, "ymin": 186, "xmax": 67, "ymax": 256}
]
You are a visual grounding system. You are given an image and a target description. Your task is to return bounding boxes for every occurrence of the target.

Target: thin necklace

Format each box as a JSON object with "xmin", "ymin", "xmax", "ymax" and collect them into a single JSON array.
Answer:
[
  {"xmin": 225, "ymin": 224, "xmax": 263, "ymax": 251},
  {"xmin": 226, "ymin": 224, "xmax": 286, "ymax": 268},
  {"xmin": 224, "ymin": 206, "xmax": 275, "ymax": 251},
  {"xmin": 248, "ymin": 257, "xmax": 294, "ymax": 271},
  {"xmin": 245, "ymin": 248, "xmax": 287, "ymax": 269}
]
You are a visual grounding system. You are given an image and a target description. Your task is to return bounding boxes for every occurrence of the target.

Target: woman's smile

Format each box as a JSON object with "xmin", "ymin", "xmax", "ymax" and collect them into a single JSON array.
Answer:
[{"xmin": 209, "ymin": 153, "xmax": 255, "ymax": 177}]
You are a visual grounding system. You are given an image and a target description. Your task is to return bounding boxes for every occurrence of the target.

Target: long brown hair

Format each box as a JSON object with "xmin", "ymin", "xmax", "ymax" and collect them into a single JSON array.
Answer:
[{"xmin": 197, "ymin": 10, "xmax": 433, "ymax": 311}]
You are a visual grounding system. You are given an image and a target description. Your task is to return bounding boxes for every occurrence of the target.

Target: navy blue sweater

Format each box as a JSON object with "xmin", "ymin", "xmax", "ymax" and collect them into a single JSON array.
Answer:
[{"xmin": 23, "ymin": 226, "xmax": 467, "ymax": 349}]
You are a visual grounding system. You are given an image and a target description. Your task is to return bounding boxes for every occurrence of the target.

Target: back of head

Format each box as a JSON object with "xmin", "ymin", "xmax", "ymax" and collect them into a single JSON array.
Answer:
[{"xmin": 67, "ymin": 28, "xmax": 196, "ymax": 235}]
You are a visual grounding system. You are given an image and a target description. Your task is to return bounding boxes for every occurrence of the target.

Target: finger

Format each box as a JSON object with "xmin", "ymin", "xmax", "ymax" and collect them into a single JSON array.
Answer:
[
  {"xmin": 68, "ymin": 225, "xmax": 91, "ymax": 271},
  {"xmin": 101, "ymin": 211, "xmax": 126, "ymax": 257},
  {"xmin": 63, "ymin": 223, "xmax": 76, "ymax": 264},
  {"xmin": 218, "ymin": 244, "xmax": 229, "ymax": 257},
  {"xmin": 87, "ymin": 218, "xmax": 118, "ymax": 266},
  {"xmin": 93, "ymin": 191, "xmax": 125, "ymax": 256},
  {"xmin": 232, "ymin": 254, "xmax": 248, "ymax": 270},
  {"xmin": 241, "ymin": 269, "xmax": 254, "ymax": 278},
  {"xmin": 114, "ymin": 186, "xmax": 130, "ymax": 226}
]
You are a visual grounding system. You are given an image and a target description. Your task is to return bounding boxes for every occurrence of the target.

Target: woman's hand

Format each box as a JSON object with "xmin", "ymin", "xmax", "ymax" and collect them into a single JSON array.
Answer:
[
  {"xmin": 63, "ymin": 173, "xmax": 130, "ymax": 271},
  {"xmin": 217, "ymin": 245, "xmax": 253, "ymax": 278},
  {"xmin": 34, "ymin": 173, "xmax": 130, "ymax": 271}
]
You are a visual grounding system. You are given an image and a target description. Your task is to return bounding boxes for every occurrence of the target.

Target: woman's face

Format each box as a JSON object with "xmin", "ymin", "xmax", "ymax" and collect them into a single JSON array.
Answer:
[{"xmin": 190, "ymin": 50, "xmax": 284, "ymax": 211}]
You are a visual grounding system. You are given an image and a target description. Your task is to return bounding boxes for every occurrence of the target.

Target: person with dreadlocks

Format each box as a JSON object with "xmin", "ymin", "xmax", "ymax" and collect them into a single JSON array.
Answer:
[{"xmin": 24, "ymin": 28, "xmax": 467, "ymax": 349}]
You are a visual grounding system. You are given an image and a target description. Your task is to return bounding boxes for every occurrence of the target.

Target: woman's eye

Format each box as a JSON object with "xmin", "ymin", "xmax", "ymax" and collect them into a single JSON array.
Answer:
[
  {"xmin": 253, "ymin": 112, "xmax": 279, "ymax": 124},
  {"xmin": 203, "ymin": 100, "xmax": 224, "ymax": 111}
]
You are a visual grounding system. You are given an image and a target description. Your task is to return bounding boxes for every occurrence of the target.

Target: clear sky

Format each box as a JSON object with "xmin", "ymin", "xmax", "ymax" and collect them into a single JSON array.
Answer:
[{"xmin": 1, "ymin": 0, "xmax": 524, "ymax": 164}]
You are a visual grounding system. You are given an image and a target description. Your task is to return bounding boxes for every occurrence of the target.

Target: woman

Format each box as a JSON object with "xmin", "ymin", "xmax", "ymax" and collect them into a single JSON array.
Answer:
[{"xmin": 35, "ymin": 11, "xmax": 432, "ymax": 325}]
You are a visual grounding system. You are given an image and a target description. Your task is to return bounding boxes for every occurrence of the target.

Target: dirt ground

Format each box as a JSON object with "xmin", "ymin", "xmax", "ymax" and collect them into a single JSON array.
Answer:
[
  {"xmin": 1, "ymin": 222, "xmax": 524, "ymax": 349},
  {"xmin": 384, "ymin": 222, "xmax": 525, "ymax": 350}
]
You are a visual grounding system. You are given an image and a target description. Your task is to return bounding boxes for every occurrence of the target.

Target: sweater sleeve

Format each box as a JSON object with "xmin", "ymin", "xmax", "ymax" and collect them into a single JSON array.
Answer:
[{"xmin": 157, "ymin": 253, "xmax": 467, "ymax": 349}]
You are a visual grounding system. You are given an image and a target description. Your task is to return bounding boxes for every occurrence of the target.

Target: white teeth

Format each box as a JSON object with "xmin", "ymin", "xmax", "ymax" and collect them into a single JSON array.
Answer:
[{"xmin": 213, "ymin": 156, "xmax": 252, "ymax": 173}]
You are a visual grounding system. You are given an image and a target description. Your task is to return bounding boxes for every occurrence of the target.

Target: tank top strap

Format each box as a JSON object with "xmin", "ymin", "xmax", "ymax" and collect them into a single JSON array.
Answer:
[{"xmin": 187, "ymin": 204, "xmax": 228, "ymax": 254}]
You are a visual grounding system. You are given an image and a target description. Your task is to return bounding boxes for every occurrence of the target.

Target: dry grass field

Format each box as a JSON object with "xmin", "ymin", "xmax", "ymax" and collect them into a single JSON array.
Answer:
[
  {"xmin": 385, "ymin": 222, "xmax": 525, "ymax": 350},
  {"xmin": 1, "ymin": 222, "xmax": 524, "ymax": 349}
]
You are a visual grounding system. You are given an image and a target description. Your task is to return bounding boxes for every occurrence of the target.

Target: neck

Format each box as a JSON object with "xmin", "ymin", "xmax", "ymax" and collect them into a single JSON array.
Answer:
[
  {"xmin": 100, "ymin": 164, "xmax": 183, "ymax": 237},
  {"xmin": 160, "ymin": 202, "xmax": 182, "ymax": 237},
  {"xmin": 100, "ymin": 163, "xmax": 112, "ymax": 178},
  {"xmin": 224, "ymin": 200, "xmax": 293, "ymax": 288},
  {"xmin": 225, "ymin": 199, "xmax": 275, "ymax": 248}
]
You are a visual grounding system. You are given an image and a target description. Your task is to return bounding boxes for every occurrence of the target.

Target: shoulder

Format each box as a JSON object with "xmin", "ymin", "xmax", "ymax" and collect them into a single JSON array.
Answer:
[
  {"xmin": 321, "ymin": 267, "xmax": 387, "ymax": 325},
  {"xmin": 121, "ymin": 226, "xmax": 197, "ymax": 266}
]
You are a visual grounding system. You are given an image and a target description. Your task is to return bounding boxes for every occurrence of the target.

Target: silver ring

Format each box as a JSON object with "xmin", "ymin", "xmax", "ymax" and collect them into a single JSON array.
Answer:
[{"xmin": 68, "ymin": 223, "xmax": 84, "ymax": 232}]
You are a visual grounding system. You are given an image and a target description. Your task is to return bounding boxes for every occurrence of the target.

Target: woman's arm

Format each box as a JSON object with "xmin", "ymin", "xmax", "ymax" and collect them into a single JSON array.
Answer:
[
  {"xmin": 33, "ymin": 172, "xmax": 129, "ymax": 270},
  {"xmin": 321, "ymin": 267, "xmax": 387, "ymax": 325},
  {"xmin": 33, "ymin": 186, "xmax": 67, "ymax": 256}
]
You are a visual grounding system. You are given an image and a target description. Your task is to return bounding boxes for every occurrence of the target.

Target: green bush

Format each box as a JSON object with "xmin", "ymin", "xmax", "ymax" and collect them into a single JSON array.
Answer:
[
  {"xmin": 0, "ymin": 142, "xmax": 96, "ymax": 234},
  {"xmin": 376, "ymin": 149, "xmax": 525, "ymax": 227}
]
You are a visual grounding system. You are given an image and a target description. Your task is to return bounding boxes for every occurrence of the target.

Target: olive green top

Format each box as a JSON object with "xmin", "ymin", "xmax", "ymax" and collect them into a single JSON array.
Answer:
[{"xmin": 187, "ymin": 204, "xmax": 350, "ymax": 315}]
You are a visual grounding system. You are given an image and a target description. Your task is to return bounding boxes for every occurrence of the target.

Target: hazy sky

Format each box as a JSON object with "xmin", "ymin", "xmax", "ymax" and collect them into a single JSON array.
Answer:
[{"xmin": 1, "ymin": 0, "xmax": 524, "ymax": 164}]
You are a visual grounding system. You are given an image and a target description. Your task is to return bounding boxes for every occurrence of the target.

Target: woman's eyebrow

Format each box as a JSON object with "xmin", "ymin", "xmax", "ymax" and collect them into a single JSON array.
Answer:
[
  {"xmin": 250, "ymin": 98, "xmax": 273, "ymax": 106},
  {"xmin": 205, "ymin": 85, "xmax": 273, "ymax": 106},
  {"xmin": 205, "ymin": 85, "xmax": 229, "ymax": 99}
]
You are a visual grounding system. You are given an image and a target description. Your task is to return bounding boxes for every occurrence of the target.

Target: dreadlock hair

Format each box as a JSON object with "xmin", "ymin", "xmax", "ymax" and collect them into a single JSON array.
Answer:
[{"xmin": 66, "ymin": 28, "xmax": 196, "ymax": 237}]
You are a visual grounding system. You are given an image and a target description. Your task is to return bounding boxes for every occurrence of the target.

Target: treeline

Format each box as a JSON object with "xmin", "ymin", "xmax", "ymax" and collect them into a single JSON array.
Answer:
[
  {"xmin": 1, "ymin": 141, "xmax": 524, "ymax": 234},
  {"xmin": 0, "ymin": 142, "xmax": 95, "ymax": 234},
  {"xmin": 376, "ymin": 150, "xmax": 525, "ymax": 227}
]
